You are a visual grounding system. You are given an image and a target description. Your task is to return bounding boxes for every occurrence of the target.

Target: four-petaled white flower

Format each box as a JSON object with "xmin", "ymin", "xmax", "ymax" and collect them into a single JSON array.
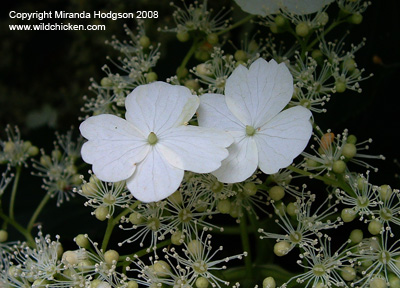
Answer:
[
  {"xmin": 234, "ymin": 0, "xmax": 334, "ymax": 16},
  {"xmin": 79, "ymin": 82, "xmax": 233, "ymax": 203},
  {"xmin": 197, "ymin": 58, "xmax": 312, "ymax": 183}
]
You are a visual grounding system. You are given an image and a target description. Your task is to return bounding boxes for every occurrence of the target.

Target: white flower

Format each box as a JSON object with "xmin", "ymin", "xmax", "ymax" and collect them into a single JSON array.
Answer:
[
  {"xmin": 197, "ymin": 58, "xmax": 312, "ymax": 183},
  {"xmin": 80, "ymin": 81, "xmax": 233, "ymax": 203},
  {"xmin": 233, "ymin": 0, "xmax": 334, "ymax": 16}
]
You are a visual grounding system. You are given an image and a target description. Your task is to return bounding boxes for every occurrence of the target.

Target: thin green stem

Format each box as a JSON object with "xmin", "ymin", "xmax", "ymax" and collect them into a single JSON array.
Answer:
[
  {"xmin": 216, "ymin": 14, "xmax": 255, "ymax": 36},
  {"xmin": 101, "ymin": 201, "xmax": 141, "ymax": 252},
  {"xmin": 102, "ymin": 217, "xmax": 115, "ymax": 252},
  {"xmin": 286, "ymin": 165, "xmax": 355, "ymax": 197},
  {"xmin": 177, "ymin": 39, "xmax": 199, "ymax": 81},
  {"xmin": 9, "ymin": 165, "xmax": 21, "ymax": 220},
  {"xmin": 27, "ymin": 192, "xmax": 51, "ymax": 232},
  {"xmin": 0, "ymin": 212, "xmax": 35, "ymax": 247},
  {"xmin": 239, "ymin": 212, "xmax": 253, "ymax": 279}
]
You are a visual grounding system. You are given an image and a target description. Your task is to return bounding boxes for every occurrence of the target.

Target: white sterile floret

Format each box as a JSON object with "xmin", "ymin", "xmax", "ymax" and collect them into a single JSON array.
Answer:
[
  {"xmin": 79, "ymin": 81, "xmax": 233, "ymax": 203},
  {"xmin": 198, "ymin": 58, "xmax": 312, "ymax": 183},
  {"xmin": 233, "ymin": 0, "xmax": 334, "ymax": 17}
]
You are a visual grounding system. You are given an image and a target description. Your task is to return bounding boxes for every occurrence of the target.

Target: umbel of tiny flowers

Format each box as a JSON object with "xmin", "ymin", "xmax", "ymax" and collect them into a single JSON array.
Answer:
[
  {"xmin": 197, "ymin": 58, "xmax": 313, "ymax": 183},
  {"xmin": 233, "ymin": 0, "xmax": 334, "ymax": 17},
  {"xmin": 80, "ymin": 81, "xmax": 233, "ymax": 202}
]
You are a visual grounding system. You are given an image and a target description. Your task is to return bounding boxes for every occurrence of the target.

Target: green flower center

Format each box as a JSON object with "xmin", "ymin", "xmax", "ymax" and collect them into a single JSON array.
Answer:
[
  {"xmin": 378, "ymin": 250, "xmax": 391, "ymax": 264},
  {"xmin": 246, "ymin": 125, "xmax": 256, "ymax": 136},
  {"xmin": 380, "ymin": 207, "xmax": 393, "ymax": 221},
  {"xmin": 312, "ymin": 264, "xmax": 326, "ymax": 277},
  {"xmin": 147, "ymin": 132, "xmax": 158, "ymax": 145}
]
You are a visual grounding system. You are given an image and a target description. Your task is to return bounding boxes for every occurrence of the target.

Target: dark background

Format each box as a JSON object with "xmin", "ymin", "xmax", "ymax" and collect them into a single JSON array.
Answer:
[{"xmin": 0, "ymin": 0, "xmax": 399, "ymax": 251}]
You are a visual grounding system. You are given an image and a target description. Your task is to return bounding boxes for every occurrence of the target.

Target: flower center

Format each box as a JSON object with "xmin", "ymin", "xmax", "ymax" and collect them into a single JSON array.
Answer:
[
  {"xmin": 245, "ymin": 125, "xmax": 256, "ymax": 136},
  {"xmin": 312, "ymin": 264, "xmax": 326, "ymax": 277},
  {"xmin": 147, "ymin": 132, "xmax": 158, "ymax": 145}
]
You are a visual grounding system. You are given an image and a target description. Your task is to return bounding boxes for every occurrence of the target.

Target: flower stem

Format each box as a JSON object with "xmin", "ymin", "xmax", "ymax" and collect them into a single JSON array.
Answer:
[
  {"xmin": 101, "ymin": 216, "xmax": 115, "ymax": 252},
  {"xmin": 239, "ymin": 212, "xmax": 253, "ymax": 279},
  {"xmin": 0, "ymin": 212, "xmax": 35, "ymax": 247},
  {"xmin": 27, "ymin": 192, "xmax": 51, "ymax": 232},
  {"xmin": 9, "ymin": 165, "xmax": 21, "ymax": 220},
  {"xmin": 216, "ymin": 14, "xmax": 255, "ymax": 36},
  {"xmin": 177, "ymin": 39, "xmax": 199, "ymax": 81},
  {"xmin": 101, "ymin": 201, "xmax": 141, "ymax": 252}
]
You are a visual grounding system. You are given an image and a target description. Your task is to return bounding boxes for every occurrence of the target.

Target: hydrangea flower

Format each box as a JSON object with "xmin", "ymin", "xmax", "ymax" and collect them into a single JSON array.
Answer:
[
  {"xmin": 234, "ymin": 0, "xmax": 334, "ymax": 16},
  {"xmin": 197, "ymin": 58, "xmax": 312, "ymax": 183},
  {"xmin": 80, "ymin": 81, "xmax": 233, "ymax": 202}
]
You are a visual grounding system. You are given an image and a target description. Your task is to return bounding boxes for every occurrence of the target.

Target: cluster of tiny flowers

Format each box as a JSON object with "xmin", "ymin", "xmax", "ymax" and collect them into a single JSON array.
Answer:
[
  {"xmin": 191, "ymin": 47, "xmax": 237, "ymax": 94},
  {"xmin": 302, "ymin": 128, "xmax": 385, "ymax": 176},
  {"xmin": 32, "ymin": 132, "xmax": 82, "ymax": 206},
  {"xmin": 1, "ymin": 228, "xmax": 68, "ymax": 287},
  {"xmin": 81, "ymin": 20, "xmax": 161, "ymax": 118},
  {"xmin": 259, "ymin": 187, "xmax": 342, "ymax": 257},
  {"xmin": 113, "ymin": 172, "xmax": 269, "ymax": 252},
  {"xmin": 127, "ymin": 227, "xmax": 245, "ymax": 288},
  {"xmin": 75, "ymin": 172, "xmax": 134, "ymax": 221},
  {"xmin": 0, "ymin": 125, "xmax": 39, "ymax": 167},
  {"xmin": 162, "ymin": 1, "xmax": 231, "ymax": 36}
]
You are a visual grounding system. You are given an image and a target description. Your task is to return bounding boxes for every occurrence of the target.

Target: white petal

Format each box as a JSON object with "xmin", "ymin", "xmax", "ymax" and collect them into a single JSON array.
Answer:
[
  {"xmin": 126, "ymin": 147, "xmax": 184, "ymax": 203},
  {"xmin": 80, "ymin": 114, "xmax": 149, "ymax": 182},
  {"xmin": 125, "ymin": 82, "xmax": 199, "ymax": 135},
  {"xmin": 233, "ymin": 0, "xmax": 280, "ymax": 16},
  {"xmin": 197, "ymin": 93, "xmax": 244, "ymax": 131},
  {"xmin": 233, "ymin": 0, "xmax": 333, "ymax": 16},
  {"xmin": 212, "ymin": 132, "xmax": 258, "ymax": 183},
  {"xmin": 158, "ymin": 125, "xmax": 233, "ymax": 173},
  {"xmin": 225, "ymin": 58, "xmax": 293, "ymax": 128},
  {"xmin": 255, "ymin": 106, "xmax": 312, "ymax": 174},
  {"xmin": 283, "ymin": 0, "xmax": 334, "ymax": 15}
]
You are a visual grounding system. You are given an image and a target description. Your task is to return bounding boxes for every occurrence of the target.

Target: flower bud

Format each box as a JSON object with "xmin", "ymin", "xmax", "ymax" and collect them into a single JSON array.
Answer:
[
  {"xmin": 295, "ymin": 22, "xmax": 310, "ymax": 37},
  {"xmin": 127, "ymin": 281, "xmax": 139, "ymax": 288},
  {"xmin": 286, "ymin": 202, "xmax": 297, "ymax": 216},
  {"xmin": 263, "ymin": 277, "xmax": 276, "ymax": 288},
  {"xmin": 349, "ymin": 229, "xmax": 363, "ymax": 244},
  {"xmin": 335, "ymin": 80, "xmax": 347, "ymax": 93},
  {"xmin": 139, "ymin": 35, "xmax": 151, "ymax": 48},
  {"xmin": 234, "ymin": 50, "xmax": 248, "ymax": 62},
  {"xmin": 184, "ymin": 79, "xmax": 200, "ymax": 91},
  {"xmin": 380, "ymin": 185, "xmax": 392, "ymax": 201},
  {"xmin": 187, "ymin": 239, "xmax": 203, "ymax": 255},
  {"xmin": 196, "ymin": 277, "xmax": 209, "ymax": 288},
  {"xmin": 333, "ymin": 160, "xmax": 346, "ymax": 174},
  {"xmin": 244, "ymin": 182, "xmax": 257, "ymax": 197},
  {"xmin": 74, "ymin": 234, "xmax": 89, "ymax": 249},
  {"xmin": 342, "ymin": 143, "xmax": 357, "ymax": 159},
  {"xmin": 153, "ymin": 260, "xmax": 171, "ymax": 277},
  {"xmin": 171, "ymin": 230, "xmax": 184, "ymax": 245},
  {"xmin": 368, "ymin": 220, "xmax": 382, "ymax": 235},
  {"xmin": 269, "ymin": 186, "xmax": 285, "ymax": 201},
  {"xmin": 146, "ymin": 72, "xmax": 158, "ymax": 83},
  {"xmin": 341, "ymin": 208, "xmax": 356, "ymax": 222},
  {"xmin": 274, "ymin": 240, "xmax": 290, "ymax": 256},
  {"xmin": 370, "ymin": 278, "xmax": 387, "ymax": 288},
  {"xmin": 348, "ymin": 13, "xmax": 363, "ymax": 25},
  {"xmin": 0, "ymin": 230, "xmax": 8, "ymax": 242},
  {"xmin": 104, "ymin": 249, "xmax": 119, "ymax": 266},
  {"xmin": 177, "ymin": 31, "xmax": 190, "ymax": 42},
  {"xmin": 217, "ymin": 199, "xmax": 231, "ymax": 214},
  {"xmin": 341, "ymin": 266, "xmax": 356, "ymax": 281},
  {"xmin": 207, "ymin": 33, "xmax": 219, "ymax": 45},
  {"xmin": 94, "ymin": 206, "xmax": 109, "ymax": 221},
  {"xmin": 274, "ymin": 15, "xmax": 286, "ymax": 28},
  {"xmin": 168, "ymin": 190, "xmax": 183, "ymax": 205}
]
